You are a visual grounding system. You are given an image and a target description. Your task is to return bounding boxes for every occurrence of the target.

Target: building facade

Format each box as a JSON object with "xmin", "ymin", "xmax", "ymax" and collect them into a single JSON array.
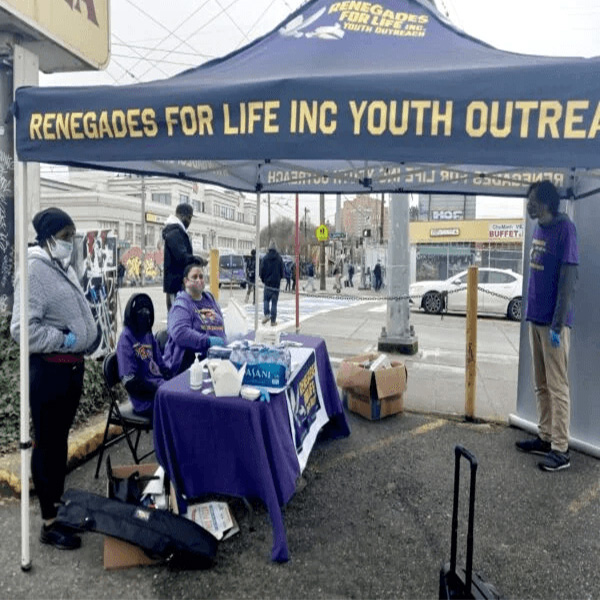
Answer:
[{"xmin": 40, "ymin": 170, "xmax": 257, "ymax": 279}]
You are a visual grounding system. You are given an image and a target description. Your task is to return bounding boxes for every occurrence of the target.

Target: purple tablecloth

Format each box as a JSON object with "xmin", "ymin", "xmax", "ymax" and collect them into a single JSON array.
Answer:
[{"xmin": 153, "ymin": 334, "xmax": 350, "ymax": 562}]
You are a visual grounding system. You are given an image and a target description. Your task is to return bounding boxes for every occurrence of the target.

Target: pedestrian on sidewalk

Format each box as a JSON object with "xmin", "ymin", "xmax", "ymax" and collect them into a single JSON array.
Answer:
[
  {"xmin": 284, "ymin": 261, "xmax": 292, "ymax": 291},
  {"xmin": 260, "ymin": 241, "xmax": 285, "ymax": 326},
  {"xmin": 303, "ymin": 262, "xmax": 316, "ymax": 292},
  {"xmin": 244, "ymin": 249, "xmax": 256, "ymax": 304},
  {"xmin": 373, "ymin": 261, "xmax": 382, "ymax": 291},
  {"xmin": 516, "ymin": 180, "xmax": 579, "ymax": 472},
  {"xmin": 333, "ymin": 266, "xmax": 342, "ymax": 293},
  {"xmin": 11, "ymin": 207, "xmax": 98, "ymax": 550},
  {"xmin": 348, "ymin": 263, "xmax": 355, "ymax": 287}
]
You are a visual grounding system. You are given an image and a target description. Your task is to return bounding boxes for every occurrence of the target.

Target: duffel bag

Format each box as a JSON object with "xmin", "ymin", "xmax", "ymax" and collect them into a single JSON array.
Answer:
[{"xmin": 56, "ymin": 488, "xmax": 218, "ymax": 569}]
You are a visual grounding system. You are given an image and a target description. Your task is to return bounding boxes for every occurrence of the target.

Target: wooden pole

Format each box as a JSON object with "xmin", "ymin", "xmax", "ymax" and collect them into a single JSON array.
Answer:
[
  {"xmin": 465, "ymin": 265, "xmax": 478, "ymax": 420},
  {"xmin": 210, "ymin": 248, "xmax": 219, "ymax": 301}
]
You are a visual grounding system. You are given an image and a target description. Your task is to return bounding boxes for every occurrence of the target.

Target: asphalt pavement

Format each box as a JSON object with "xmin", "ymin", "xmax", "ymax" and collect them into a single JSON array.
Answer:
[{"xmin": 1, "ymin": 283, "xmax": 599, "ymax": 599}]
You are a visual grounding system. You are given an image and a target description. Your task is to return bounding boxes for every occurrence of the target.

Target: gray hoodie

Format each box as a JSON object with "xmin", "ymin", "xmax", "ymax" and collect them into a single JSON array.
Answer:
[{"xmin": 11, "ymin": 246, "xmax": 98, "ymax": 354}]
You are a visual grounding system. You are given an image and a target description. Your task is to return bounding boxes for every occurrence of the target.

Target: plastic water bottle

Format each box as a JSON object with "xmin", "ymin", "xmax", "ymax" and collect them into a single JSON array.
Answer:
[{"xmin": 190, "ymin": 354, "xmax": 203, "ymax": 390}]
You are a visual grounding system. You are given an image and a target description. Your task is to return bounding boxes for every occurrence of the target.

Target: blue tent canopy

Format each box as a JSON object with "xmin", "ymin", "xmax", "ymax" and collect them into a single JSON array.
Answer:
[{"xmin": 13, "ymin": 0, "xmax": 600, "ymax": 195}]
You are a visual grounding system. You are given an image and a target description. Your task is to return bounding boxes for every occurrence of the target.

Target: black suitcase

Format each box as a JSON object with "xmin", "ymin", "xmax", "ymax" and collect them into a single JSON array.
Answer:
[{"xmin": 439, "ymin": 445, "xmax": 501, "ymax": 599}]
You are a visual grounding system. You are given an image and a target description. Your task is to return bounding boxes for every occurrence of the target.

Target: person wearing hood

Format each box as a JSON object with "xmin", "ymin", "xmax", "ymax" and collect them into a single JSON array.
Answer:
[
  {"xmin": 260, "ymin": 241, "xmax": 285, "ymax": 326},
  {"xmin": 11, "ymin": 207, "xmax": 98, "ymax": 551},
  {"xmin": 516, "ymin": 180, "xmax": 579, "ymax": 472},
  {"xmin": 116, "ymin": 293, "xmax": 171, "ymax": 419},
  {"xmin": 163, "ymin": 262, "xmax": 226, "ymax": 375},
  {"xmin": 162, "ymin": 202, "xmax": 194, "ymax": 311}
]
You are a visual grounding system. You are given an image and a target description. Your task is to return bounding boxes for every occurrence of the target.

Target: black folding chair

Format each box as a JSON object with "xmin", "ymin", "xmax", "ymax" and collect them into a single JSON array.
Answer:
[
  {"xmin": 155, "ymin": 329, "xmax": 168, "ymax": 354},
  {"xmin": 94, "ymin": 351, "xmax": 154, "ymax": 478}
]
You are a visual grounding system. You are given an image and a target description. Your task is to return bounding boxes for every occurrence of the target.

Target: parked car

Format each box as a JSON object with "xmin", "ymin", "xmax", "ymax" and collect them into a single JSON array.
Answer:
[{"xmin": 409, "ymin": 268, "xmax": 523, "ymax": 321}]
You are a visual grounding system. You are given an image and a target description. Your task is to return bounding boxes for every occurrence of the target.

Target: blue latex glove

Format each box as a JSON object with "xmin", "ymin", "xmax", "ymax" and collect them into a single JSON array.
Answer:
[
  {"xmin": 63, "ymin": 332, "xmax": 77, "ymax": 349},
  {"xmin": 549, "ymin": 329, "xmax": 561, "ymax": 348},
  {"xmin": 258, "ymin": 388, "xmax": 271, "ymax": 403},
  {"xmin": 208, "ymin": 336, "xmax": 225, "ymax": 347}
]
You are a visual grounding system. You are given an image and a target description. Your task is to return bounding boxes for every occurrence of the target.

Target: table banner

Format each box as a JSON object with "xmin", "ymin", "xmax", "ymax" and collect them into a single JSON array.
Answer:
[{"xmin": 285, "ymin": 350, "xmax": 329, "ymax": 472}]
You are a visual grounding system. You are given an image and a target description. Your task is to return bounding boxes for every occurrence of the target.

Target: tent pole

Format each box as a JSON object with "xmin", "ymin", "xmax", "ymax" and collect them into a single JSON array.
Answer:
[
  {"xmin": 295, "ymin": 193, "xmax": 300, "ymax": 333},
  {"xmin": 17, "ymin": 159, "xmax": 31, "ymax": 571},
  {"xmin": 254, "ymin": 191, "xmax": 261, "ymax": 332}
]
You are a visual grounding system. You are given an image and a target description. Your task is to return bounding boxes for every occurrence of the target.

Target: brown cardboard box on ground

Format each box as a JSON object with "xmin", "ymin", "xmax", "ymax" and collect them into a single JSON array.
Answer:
[
  {"xmin": 336, "ymin": 353, "xmax": 407, "ymax": 421},
  {"xmin": 103, "ymin": 463, "xmax": 177, "ymax": 570}
]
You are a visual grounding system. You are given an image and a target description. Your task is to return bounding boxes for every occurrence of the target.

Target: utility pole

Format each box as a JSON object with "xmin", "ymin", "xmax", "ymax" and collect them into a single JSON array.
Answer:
[
  {"xmin": 267, "ymin": 193, "xmax": 271, "ymax": 241},
  {"xmin": 335, "ymin": 193, "xmax": 342, "ymax": 264},
  {"xmin": 380, "ymin": 193, "xmax": 385, "ymax": 244},
  {"xmin": 319, "ymin": 193, "xmax": 326, "ymax": 290},
  {"xmin": 140, "ymin": 176, "xmax": 146, "ymax": 286},
  {"xmin": 304, "ymin": 207, "xmax": 309, "ymax": 262}
]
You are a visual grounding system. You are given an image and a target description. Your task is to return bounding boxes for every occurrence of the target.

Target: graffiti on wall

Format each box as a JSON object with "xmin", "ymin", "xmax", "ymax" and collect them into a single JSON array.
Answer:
[
  {"xmin": 120, "ymin": 247, "xmax": 163, "ymax": 284},
  {"xmin": 73, "ymin": 230, "xmax": 117, "ymax": 358}
]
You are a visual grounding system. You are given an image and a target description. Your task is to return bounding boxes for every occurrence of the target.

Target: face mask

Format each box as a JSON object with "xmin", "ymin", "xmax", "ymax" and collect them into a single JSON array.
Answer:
[
  {"xmin": 49, "ymin": 237, "xmax": 73, "ymax": 262},
  {"xmin": 134, "ymin": 308, "xmax": 152, "ymax": 332}
]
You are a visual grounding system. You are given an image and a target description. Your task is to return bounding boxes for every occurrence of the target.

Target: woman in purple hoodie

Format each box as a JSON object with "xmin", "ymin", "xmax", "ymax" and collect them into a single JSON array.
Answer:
[{"xmin": 163, "ymin": 263, "xmax": 227, "ymax": 375}]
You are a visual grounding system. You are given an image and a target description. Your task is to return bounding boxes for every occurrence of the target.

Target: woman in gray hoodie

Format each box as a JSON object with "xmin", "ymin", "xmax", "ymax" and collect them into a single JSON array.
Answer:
[{"xmin": 11, "ymin": 207, "xmax": 98, "ymax": 551}]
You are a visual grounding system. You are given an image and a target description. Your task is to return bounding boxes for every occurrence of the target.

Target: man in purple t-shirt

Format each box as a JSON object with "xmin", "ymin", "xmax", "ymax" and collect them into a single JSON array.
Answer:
[{"xmin": 516, "ymin": 180, "xmax": 578, "ymax": 472}]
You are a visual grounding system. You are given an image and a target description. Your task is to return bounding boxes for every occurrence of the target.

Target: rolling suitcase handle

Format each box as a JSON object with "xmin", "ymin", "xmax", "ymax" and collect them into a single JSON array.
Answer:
[{"xmin": 450, "ymin": 445, "xmax": 478, "ymax": 594}]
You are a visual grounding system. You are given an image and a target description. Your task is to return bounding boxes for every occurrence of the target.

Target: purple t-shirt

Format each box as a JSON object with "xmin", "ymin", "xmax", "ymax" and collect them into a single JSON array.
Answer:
[
  {"xmin": 526, "ymin": 214, "xmax": 579, "ymax": 327},
  {"xmin": 117, "ymin": 329, "xmax": 166, "ymax": 415}
]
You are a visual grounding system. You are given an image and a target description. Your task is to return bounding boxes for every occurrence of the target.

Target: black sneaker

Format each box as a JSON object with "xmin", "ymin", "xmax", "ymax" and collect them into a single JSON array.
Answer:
[
  {"xmin": 538, "ymin": 450, "xmax": 571, "ymax": 472},
  {"xmin": 515, "ymin": 436, "xmax": 551, "ymax": 455},
  {"xmin": 40, "ymin": 523, "xmax": 82, "ymax": 550}
]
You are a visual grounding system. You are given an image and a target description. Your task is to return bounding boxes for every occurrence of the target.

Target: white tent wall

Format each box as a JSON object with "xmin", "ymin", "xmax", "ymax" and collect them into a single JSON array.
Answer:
[{"xmin": 512, "ymin": 186, "xmax": 600, "ymax": 457}]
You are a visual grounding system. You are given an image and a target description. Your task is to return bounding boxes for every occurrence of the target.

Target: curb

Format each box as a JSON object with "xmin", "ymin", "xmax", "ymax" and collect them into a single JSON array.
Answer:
[{"xmin": 0, "ymin": 414, "xmax": 121, "ymax": 497}]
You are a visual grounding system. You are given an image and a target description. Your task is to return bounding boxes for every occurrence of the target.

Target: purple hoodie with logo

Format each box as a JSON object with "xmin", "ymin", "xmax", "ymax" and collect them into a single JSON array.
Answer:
[{"xmin": 163, "ymin": 290, "xmax": 226, "ymax": 375}]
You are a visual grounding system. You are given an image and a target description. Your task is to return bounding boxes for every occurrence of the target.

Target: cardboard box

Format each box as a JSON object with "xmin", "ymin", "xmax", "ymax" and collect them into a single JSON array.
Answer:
[
  {"xmin": 103, "ymin": 463, "xmax": 176, "ymax": 570},
  {"xmin": 336, "ymin": 353, "xmax": 407, "ymax": 421}
]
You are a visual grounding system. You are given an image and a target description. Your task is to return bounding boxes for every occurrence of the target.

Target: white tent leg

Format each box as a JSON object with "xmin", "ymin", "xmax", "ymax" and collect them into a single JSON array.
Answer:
[
  {"xmin": 17, "ymin": 159, "xmax": 31, "ymax": 571},
  {"xmin": 254, "ymin": 192, "xmax": 261, "ymax": 332}
]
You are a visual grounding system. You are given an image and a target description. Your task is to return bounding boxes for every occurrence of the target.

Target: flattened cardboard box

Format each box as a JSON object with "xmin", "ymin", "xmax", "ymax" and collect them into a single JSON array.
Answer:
[
  {"xmin": 103, "ymin": 463, "xmax": 178, "ymax": 570},
  {"xmin": 336, "ymin": 353, "xmax": 407, "ymax": 421}
]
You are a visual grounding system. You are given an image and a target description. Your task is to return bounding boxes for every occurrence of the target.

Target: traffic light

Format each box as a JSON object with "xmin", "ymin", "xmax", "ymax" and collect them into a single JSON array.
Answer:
[{"xmin": 363, "ymin": 228, "xmax": 371, "ymax": 238}]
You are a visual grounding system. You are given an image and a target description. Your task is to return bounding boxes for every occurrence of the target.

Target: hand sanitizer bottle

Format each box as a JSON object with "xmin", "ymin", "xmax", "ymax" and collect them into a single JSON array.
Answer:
[{"xmin": 190, "ymin": 354, "xmax": 203, "ymax": 390}]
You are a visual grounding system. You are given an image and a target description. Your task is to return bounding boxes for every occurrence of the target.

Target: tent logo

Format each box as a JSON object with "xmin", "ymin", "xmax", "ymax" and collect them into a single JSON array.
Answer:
[{"xmin": 280, "ymin": 7, "xmax": 344, "ymax": 40}]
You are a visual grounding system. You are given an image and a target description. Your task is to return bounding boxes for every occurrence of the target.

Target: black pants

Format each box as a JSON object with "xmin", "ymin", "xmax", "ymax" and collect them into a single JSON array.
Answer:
[{"xmin": 30, "ymin": 355, "xmax": 84, "ymax": 520}]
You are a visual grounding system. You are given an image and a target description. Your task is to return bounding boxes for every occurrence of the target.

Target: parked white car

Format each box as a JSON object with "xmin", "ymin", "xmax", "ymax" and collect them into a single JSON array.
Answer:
[{"xmin": 409, "ymin": 268, "xmax": 523, "ymax": 321}]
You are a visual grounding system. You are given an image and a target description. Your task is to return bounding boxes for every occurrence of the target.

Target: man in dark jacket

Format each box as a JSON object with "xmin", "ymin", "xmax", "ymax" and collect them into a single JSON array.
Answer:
[
  {"xmin": 162, "ymin": 203, "xmax": 194, "ymax": 311},
  {"xmin": 245, "ymin": 249, "xmax": 256, "ymax": 304},
  {"xmin": 260, "ymin": 241, "xmax": 285, "ymax": 326}
]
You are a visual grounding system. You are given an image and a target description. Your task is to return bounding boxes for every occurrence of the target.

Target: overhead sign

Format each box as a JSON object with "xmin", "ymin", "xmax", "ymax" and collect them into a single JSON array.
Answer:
[
  {"xmin": 488, "ymin": 223, "xmax": 524, "ymax": 240},
  {"xmin": 430, "ymin": 227, "xmax": 460, "ymax": 237},
  {"xmin": 432, "ymin": 210, "xmax": 463, "ymax": 220},
  {"xmin": 0, "ymin": 0, "xmax": 110, "ymax": 72},
  {"xmin": 145, "ymin": 212, "xmax": 165, "ymax": 225},
  {"xmin": 315, "ymin": 224, "xmax": 329, "ymax": 242}
]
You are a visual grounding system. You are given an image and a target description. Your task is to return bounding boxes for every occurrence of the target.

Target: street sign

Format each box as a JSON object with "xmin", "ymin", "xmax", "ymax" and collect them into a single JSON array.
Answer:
[
  {"xmin": 330, "ymin": 232, "xmax": 346, "ymax": 239},
  {"xmin": 315, "ymin": 224, "xmax": 329, "ymax": 242}
]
